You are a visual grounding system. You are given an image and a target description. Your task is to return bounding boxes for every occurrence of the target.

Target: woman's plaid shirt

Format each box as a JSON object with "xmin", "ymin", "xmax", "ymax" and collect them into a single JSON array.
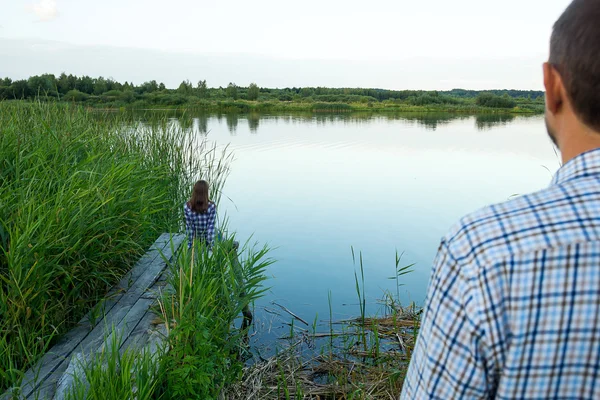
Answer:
[
  {"xmin": 402, "ymin": 149, "xmax": 600, "ymax": 399},
  {"xmin": 183, "ymin": 202, "xmax": 216, "ymax": 248}
]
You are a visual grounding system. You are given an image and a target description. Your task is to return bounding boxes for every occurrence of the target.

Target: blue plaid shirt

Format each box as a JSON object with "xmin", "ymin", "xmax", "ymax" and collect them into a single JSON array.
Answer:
[
  {"xmin": 184, "ymin": 202, "xmax": 216, "ymax": 248},
  {"xmin": 402, "ymin": 148, "xmax": 600, "ymax": 400}
]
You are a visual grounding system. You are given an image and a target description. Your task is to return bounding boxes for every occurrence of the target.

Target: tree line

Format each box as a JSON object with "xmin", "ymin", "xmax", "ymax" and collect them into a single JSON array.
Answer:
[{"xmin": 0, "ymin": 73, "xmax": 545, "ymax": 109}]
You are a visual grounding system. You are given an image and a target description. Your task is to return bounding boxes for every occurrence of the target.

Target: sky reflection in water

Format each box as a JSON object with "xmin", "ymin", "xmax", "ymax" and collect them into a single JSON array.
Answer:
[{"xmin": 177, "ymin": 112, "xmax": 557, "ymax": 335}]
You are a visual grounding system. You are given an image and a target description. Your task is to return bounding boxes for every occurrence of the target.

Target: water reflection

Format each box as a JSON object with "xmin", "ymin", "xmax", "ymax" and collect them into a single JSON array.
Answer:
[
  {"xmin": 178, "ymin": 115, "xmax": 194, "ymax": 131},
  {"xmin": 132, "ymin": 109, "xmax": 539, "ymax": 133},
  {"xmin": 226, "ymin": 113, "xmax": 239, "ymax": 134},
  {"xmin": 129, "ymin": 110, "xmax": 554, "ymax": 348},
  {"xmin": 167, "ymin": 112, "xmax": 542, "ymax": 135},
  {"xmin": 197, "ymin": 114, "xmax": 208, "ymax": 134},
  {"xmin": 393, "ymin": 113, "xmax": 471, "ymax": 131},
  {"xmin": 248, "ymin": 114, "xmax": 260, "ymax": 133},
  {"xmin": 475, "ymin": 114, "xmax": 516, "ymax": 130}
]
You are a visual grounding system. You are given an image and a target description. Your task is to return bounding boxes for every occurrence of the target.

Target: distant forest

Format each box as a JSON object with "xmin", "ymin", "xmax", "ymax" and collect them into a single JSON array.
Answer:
[{"xmin": 0, "ymin": 73, "xmax": 545, "ymax": 112}]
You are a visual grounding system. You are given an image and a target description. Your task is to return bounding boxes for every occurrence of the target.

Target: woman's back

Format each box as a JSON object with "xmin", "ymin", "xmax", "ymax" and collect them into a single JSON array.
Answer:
[{"xmin": 184, "ymin": 200, "xmax": 216, "ymax": 248}]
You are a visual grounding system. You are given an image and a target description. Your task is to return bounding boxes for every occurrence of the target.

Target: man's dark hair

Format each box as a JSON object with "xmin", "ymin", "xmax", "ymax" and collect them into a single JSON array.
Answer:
[{"xmin": 550, "ymin": 0, "xmax": 600, "ymax": 131}]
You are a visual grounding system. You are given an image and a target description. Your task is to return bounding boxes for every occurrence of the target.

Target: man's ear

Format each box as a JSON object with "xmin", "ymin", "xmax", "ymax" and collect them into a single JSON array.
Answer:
[{"xmin": 544, "ymin": 62, "xmax": 564, "ymax": 115}]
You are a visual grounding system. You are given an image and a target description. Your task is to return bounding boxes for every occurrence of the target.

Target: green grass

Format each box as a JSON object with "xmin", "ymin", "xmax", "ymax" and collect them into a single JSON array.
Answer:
[
  {"xmin": 154, "ymin": 238, "xmax": 272, "ymax": 399},
  {"xmin": 97, "ymin": 98, "xmax": 544, "ymax": 114},
  {"xmin": 58, "ymin": 239, "xmax": 414, "ymax": 399},
  {"xmin": 0, "ymin": 101, "xmax": 229, "ymax": 391},
  {"xmin": 60, "ymin": 237, "xmax": 273, "ymax": 400},
  {"xmin": 64, "ymin": 332, "xmax": 161, "ymax": 400},
  {"xmin": 3, "ymin": 95, "xmax": 545, "ymax": 115}
]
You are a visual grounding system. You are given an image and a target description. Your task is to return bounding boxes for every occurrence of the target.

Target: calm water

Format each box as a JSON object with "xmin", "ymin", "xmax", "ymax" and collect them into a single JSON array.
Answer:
[{"xmin": 177, "ymin": 113, "xmax": 557, "ymax": 336}]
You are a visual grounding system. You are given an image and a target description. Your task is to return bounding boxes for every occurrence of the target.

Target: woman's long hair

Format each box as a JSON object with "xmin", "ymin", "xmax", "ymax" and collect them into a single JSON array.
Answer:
[{"xmin": 189, "ymin": 180, "xmax": 211, "ymax": 213}]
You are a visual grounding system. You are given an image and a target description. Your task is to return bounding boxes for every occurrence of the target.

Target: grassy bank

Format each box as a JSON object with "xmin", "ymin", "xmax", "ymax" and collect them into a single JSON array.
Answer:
[
  {"xmin": 79, "ymin": 98, "xmax": 542, "ymax": 114},
  {"xmin": 0, "ymin": 101, "xmax": 229, "ymax": 391},
  {"xmin": 62, "ymin": 238, "xmax": 273, "ymax": 400},
  {"xmin": 119, "ymin": 99, "xmax": 543, "ymax": 114},
  {"xmin": 1, "ymin": 73, "xmax": 545, "ymax": 114}
]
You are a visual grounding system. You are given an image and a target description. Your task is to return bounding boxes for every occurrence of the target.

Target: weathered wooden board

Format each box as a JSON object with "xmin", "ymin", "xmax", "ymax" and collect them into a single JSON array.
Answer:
[{"xmin": 1, "ymin": 233, "xmax": 185, "ymax": 400}]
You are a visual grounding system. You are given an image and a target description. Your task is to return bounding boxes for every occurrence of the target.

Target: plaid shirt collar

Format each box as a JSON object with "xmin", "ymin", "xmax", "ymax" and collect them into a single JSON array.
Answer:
[{"xmin": 551, "ymin": 147, "xmax": 600, "ymax": 186}]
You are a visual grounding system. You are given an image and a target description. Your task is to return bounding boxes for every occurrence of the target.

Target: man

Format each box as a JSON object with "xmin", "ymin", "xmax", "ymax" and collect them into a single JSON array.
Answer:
[{"xmin": 401, "ymin": 0, "xmax": 600, "ymax": 398}]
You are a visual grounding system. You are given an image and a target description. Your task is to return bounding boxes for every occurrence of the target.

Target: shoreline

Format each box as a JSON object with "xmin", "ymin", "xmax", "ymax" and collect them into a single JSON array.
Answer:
[{"xmin": 4, "ymin": 99, "xmax": 544, "ymax": 115}]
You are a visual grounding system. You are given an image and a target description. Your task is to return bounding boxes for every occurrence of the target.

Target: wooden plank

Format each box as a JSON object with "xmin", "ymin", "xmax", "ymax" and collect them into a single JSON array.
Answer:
[
  {"xmin": 105, "ymin": 298, "xmax": 155, "ymax": 349},
  {"xmin": 119, "ymin": 310, "xmax": 156, "ymax": 351},
  {"xmin": 2, "ymin": 234, "xmax": 181, "ymax": 400},
  {"xmin": 122, "ymin": 235, "xmax": 187, "ymax": 350},
  {"xmin": 46, "ymin": 235, "xmax": 185, "ymax": 399},
  {"xmin": 11, "ymin": 238, "xmax": 170, "ymax": 400},
  {"xmin": 31, "ymin": 234, "xmax": 185, "ymax": 399},
  {"xmin": 50, "ymin": 298, "xmax": 155, "ymax": 400}
]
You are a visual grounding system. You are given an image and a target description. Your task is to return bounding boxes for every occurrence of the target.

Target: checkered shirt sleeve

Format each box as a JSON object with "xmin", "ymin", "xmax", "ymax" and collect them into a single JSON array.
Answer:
[
  {"xmin": 401, "ymin": 148, "xmax": 600, "ymax": 400},
  {"xmin": 184, "ymin": 202, "xmax": 216, "ymax": 248}
]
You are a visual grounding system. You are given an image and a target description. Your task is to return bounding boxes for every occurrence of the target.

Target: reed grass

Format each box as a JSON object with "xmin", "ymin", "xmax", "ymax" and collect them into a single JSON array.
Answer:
[
  {"xmin": 223, "ymin": 250, "xmax": 421, "ymax": 399},
  {"xmin": 64, "ymin": 332, "xmax": 161, "ymax": 400},
  {"xmin": 60, "ymin": 237, "xmax": 273, "ymax": 399},
  {"xmin": 223, "ymin": 303, "xmax": 420, "ymax": 399},
  {"xmin": 155, "ymin": 238, "xmax": 272, "ymax": 399},
  {"xmin": 0, "ymin": 101, "xmax": 229, "ymax": 391}
]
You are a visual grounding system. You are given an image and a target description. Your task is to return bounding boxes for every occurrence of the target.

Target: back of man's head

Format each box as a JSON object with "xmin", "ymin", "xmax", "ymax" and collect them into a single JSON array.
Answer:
[{"xmin": 550, "ymin": 0, "xmax": 600, "ymax": 132}]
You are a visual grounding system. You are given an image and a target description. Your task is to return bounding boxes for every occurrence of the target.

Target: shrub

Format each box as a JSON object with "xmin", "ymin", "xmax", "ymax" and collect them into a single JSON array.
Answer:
[
  {"xmin": 63, "ymin": 89, "xmax": 90, "ymax": 102},
  {"xmin": 476, "ymin": 93, "xmax": 517, "ymax": 108}
]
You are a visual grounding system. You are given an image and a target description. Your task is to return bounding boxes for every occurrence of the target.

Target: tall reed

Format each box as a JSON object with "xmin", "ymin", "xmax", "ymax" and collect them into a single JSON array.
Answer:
[
  {"xmin": 0, "ymin": 101, "xmax": 229, "ymax": 391},
  {"xmin": 61, "ymin": 237, "xmax": 272, "ymax": 399},
  {"xmin": 155, "ymin": 238, "xmax": 272, "ymax": 398}
]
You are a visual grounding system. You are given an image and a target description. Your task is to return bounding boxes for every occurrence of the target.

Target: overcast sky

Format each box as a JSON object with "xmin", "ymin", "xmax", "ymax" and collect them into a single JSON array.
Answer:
[{"xmin": 0, "ymin": 0, "xmax": 572, "ymax": 90}]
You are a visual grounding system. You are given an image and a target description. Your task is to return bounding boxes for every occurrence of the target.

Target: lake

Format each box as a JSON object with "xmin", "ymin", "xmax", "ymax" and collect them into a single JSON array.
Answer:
[{"xmin": 174, "ymin": 112, "xmax": 558, "ymax": 338}]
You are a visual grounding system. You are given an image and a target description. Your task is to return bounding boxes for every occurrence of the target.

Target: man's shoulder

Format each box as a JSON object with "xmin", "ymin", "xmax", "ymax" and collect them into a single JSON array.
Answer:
[{"xmin": 443, "ymin": 181, "xmax": 600, "ymax": 265}]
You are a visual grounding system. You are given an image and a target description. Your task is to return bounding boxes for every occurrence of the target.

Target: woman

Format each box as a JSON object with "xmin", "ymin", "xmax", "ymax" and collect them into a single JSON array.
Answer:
[{"xmin": 184, "ymin": 180, "xmax": 216, "ymax": 249}]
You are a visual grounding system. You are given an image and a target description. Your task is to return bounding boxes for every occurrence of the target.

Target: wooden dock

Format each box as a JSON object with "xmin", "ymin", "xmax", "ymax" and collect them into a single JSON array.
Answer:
[{"xmin": 2, "ymin": 233, "xmax": 186, "ymax": 400}]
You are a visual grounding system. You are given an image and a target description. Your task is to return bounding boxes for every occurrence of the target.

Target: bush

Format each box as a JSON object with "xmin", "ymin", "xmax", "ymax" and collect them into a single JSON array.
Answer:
[
  {"xmin": 476, "ymin": 93, "xmax": 517, "ymax": 108},
  {"xmin": 63, "ymin": 89, "xmax": 90, "ymax": 102},
  {"xmin": 0, "ymin": 102, "xmax": 221, "ymax": 391},
  {"xmin": 313, "ymin": 102, "xmax": 352, "ymax": 111}
]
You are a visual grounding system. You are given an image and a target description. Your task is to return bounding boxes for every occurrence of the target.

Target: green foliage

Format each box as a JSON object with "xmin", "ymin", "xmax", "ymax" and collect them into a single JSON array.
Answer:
[
  {"xmin": 407, "ymin": 92, "xmax": 461, "ymax": 106},
  {"xmin": 197, "ymin": 80, "xmax": 209, "ymax": 99},
  {"xmin": 92, "ymin": 77, "xmax": 108, "ymax": 95},
  {"xmin": 247, "ymin": 83, "xmax": 259, "ymax": 101},
  {"xmin": 226, "ymin": 83, "xmax": 239, "ymax": 100},
  {"xmin": 476, "ymin": 92, "xmax": 517, "ymax": 108},
  {"xmin": 139, "ymin": 80, "xmax": 159, "ymax": 94},
  {"xmin": 301, "ymin": 87, "xmax": 313, "ymax": 98},
  {"xmin": 64, "ymin": 89, "xmax": 90, "ymax": 102},
  {"xmin": 313, "ymin": 102, "xmax": 352, "ymax": 112},
  {"xmin": 155, "ymin": 239, "xmax": 272, "ymax": 399},
  {"xmin": 76, "ymin": 76, "xmax": 95, "ymax": 95},
  {"xmin": 0, "ymin": 102, "xmax": 217, "ymax": 391},
  {"xmin": 62, "ymin": 237, "xmax": 272, "ymax": 400},
  {"xmin": 57, "ymin": 73, "xmax": 77, "ymax": 95},
  {"xmin": 312, "ymin": 94, "xmax": 378, "ymax": 103},
  {"xmin": 6, "ymin": 80, "xmax": 30, "ymax": 99},
  {"xmin": 0, "ymin": 72, "xmax": 545, "ymax": 114},
  {"xmin": 177, "ymin": 80, "xmax": 193, "ymax": 95},
  {"xmin": 64, "ymin": 334, "xmax": 160, "ymax": 400},
  {"xmin": 28, "ymin": 74, "xmax": 57, "ymax": 97}
]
